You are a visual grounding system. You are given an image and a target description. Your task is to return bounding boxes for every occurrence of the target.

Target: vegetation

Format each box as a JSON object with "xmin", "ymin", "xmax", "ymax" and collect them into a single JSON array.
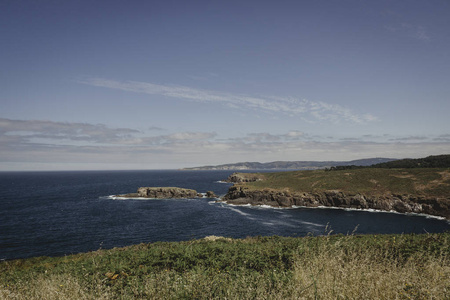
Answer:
[
  {"xmin": 244, "ymin": 167, "xmax": 450, "ymax": 197},
  {"xmin": 372, "ymin": 154, "xmax": 450, "ymax": 168},
  {"xmin": 326, "ymin": 154, "xmax": 450, "ymax": 171},
  {"xmin": 1, "ymin": 233, "xmax": 449, "ymax": 299}
]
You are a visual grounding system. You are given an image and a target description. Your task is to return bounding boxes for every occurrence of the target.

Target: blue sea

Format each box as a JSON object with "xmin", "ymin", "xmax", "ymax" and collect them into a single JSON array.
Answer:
[{"xmin": 0, "ymin": 170, "xmax": 449, "ymax": 260}]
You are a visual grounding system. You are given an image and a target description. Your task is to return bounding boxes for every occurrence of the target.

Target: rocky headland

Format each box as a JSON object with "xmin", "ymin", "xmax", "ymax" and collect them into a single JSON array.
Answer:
[
  {"xmin": 119, "ymin": 187, "xmax": 212, "ymax": 199},
  {"xmin": 225, "ymin": 172, "xmax": 265, "ymax": 183},
  {"xmin": 220, "ymin": 170, "xmax": 450, "ymax": 219},
  {"xmin": 222, "ymin": 185, "xmax": 450, "ymax": 219}
]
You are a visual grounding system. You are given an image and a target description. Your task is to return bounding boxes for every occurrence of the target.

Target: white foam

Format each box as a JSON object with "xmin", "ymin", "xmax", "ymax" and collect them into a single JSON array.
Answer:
[
  {"xmin": 101, "ymin": 195, "xmax": 198, "ymax": 201},
  {"xmin": 297, "ymin": 220, "xmax": 325, "ymax": 228},
  {"xmin": 225, "ymin": 202, "xmax": 252, "ymax": 207},
  {"xmin": 221, "ymin": 201, "xmax": 293, "ymax": 210},
  {"xmin": 294, "ymin": 205, "xmax": 449, "ymax": 222},
  {"xmin": 226, "ymin": 206, "xmax": 251, "ymax": 216},
  {"xmin": 262, "ymin": 222, "xmax": 275, "ymax": 226}
]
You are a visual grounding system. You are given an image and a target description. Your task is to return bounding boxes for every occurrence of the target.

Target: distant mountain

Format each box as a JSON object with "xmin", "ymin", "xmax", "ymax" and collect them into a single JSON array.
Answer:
[{"xmin": 182, "ymin": 158, "xmax": 397, "ymax": 170}]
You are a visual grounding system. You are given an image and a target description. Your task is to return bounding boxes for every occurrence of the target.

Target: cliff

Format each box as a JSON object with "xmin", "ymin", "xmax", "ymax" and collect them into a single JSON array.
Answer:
[
  {"xmin": 221, "ymin": 168, "xmax": 450, "ymax": 219},
  {"xmin": 225, "ymin": 172, "xmax": 265, "ymax": 183},
  {"xmin": 222, "ymin": 185, "xmax": 450, "ymax": 219}
]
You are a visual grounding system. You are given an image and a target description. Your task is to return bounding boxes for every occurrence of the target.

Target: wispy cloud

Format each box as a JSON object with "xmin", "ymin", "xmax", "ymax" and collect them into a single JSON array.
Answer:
[
  {"xmin": 2, "ymin": 118, "xmax": 449, "ymax": 170},
  {"xmin": 0, "ymin": 118, "xmax": 139, "ymax": 145},
  {"xmin": 80, "ymin": 78, "xmax": 377, "ymax": 124},
  {"xmin": 401, "ymin": 23, "xmax": 430, "ymax": 41},
  {"xmin": 0, "ymin": 118, "xmax": 216, "ymax": 148},
  {"xmin": 383, "ymin": 11, "xmax": 431, "ymax": 42},
  {"xmin": 433, "ymin": 134, "xmax": 450, "ymax": 142}
]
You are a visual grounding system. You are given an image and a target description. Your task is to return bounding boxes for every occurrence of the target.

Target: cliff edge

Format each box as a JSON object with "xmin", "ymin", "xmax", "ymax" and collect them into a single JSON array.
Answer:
[{"xmin": 221, "ymin": 169, "xmax": 450, "ymax": 219}]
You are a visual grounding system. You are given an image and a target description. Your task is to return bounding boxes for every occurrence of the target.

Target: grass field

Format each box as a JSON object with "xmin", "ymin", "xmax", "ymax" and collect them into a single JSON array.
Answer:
[
  {"xmin": 1, "ymin": 233, "xmax": 449, "ymax": 299},
  {"xmin": 242, "ymin": 168, "xmax": 450, "ymax": 197}
]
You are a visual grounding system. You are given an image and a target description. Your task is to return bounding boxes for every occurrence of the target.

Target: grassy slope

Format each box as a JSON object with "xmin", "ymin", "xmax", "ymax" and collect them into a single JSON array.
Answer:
[
  {"xmin": 242, "ymin": 168, "xmax": 450, "ymax": 197},
  {"xmin": 1, "ymin": 234, "xmax": 449, "ymax": 299}
]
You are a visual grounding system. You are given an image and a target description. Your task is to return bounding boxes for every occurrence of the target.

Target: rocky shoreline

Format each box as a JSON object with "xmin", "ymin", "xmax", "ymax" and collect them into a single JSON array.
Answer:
[
  {"xmin": 220, "ymin": 173, "xmax": 450, "ymax": 220},
  {"xmin": 116, "ymin": 173, "xmax": 450, "ymax": 219}
]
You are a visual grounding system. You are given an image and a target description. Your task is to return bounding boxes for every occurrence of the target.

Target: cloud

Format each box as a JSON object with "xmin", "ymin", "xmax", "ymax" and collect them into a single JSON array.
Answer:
[
  {"xmin": 0, "ymin": 118, "xmax": 139, "ymax": 145},
  {"xmin": 0, "ymin": 118, "xmax": 215, "ymax": 147},
  {"xmin": 388, "ymin": 135, "xmax": 430, "ymax": 142},
  {"xmin": 286, "ymin": 131, "xmax": 304, "ymax": 139},
  {"xmin": 383, "ymin": 11, "xmax": 430, "ymax": 42},
  {"xmin": 1, "ymin": 118, "xmax": 449, "ymax": 170},
  {"xmin": 400, "ymin": 23, "xmax": 430, "ymax": 41},
  {"xmin": 80, "ymin": 78, "xmax": 377, "ymax": 124},
  {"xmin": 166, "ymin": 132, "xmax": 216, "ymax": 141},
  {"xmin": 433, "ymin": 134, "xmax": 450, "ymax": 142}
]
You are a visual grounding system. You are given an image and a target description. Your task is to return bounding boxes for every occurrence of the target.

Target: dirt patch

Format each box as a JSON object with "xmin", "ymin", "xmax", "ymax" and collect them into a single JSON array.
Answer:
[
  {"xmin": 438, "ymin": 170, "xmax": 450, "ymax": 180},
  {"xmin": 311, "ymin": 181, "xmax": 320, "ymax": 187},
  {"xmin": 203, "ymin": 236, "xmax": 233, "ymax": 242},
  {"xmin": 390, "ymin": 173, "xmax": 416, "ymax": 179},
  {"xmin": 415, "ymin": 170, "xmax": 450, "ymax": 191}
]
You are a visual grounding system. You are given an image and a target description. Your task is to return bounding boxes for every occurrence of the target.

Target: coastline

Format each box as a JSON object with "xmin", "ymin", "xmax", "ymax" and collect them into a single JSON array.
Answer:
[
  {"xmin": 220, "ymin": 189, "xmax": 450, "ymax": 220},
  {"xmin": 221, "ymin": 169, "xmax": 450, "ymax": 220},
  {"xmin": 217, "ymin": 199, "xmax": 449, "ymax": 221}
]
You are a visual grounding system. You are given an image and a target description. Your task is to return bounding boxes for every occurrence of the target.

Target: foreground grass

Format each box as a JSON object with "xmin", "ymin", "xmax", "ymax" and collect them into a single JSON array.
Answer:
[
  {"xmin": 1, "ymin": 233, "xmax": 449, "ymax": 299},
  {"xmin": 245, "ymin": 168, "xmax": 450, "ymax": 197}
]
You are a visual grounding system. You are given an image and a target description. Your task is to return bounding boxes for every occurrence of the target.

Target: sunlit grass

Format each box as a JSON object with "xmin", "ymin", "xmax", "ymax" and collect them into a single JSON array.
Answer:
[
  {"xmin": 245, "ymin": 168, "xmax": 450, "ymax": 197},
  {"xmin": 1, "ymin": 233, "xmax": 449, "ymax": 299}
]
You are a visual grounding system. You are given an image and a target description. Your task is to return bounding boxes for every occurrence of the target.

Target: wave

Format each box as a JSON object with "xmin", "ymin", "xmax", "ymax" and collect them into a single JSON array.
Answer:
[
  {"xmin": 292, "ymin": 205, "xmax": 449, "ymax": 222},
  {"xmin": 101, "ymin": 195, "xmax": 199, "ymax": 201},
  {"xmin": 216, "ymin": 201, "xmax": 449, "ymax": 223},
  {"xmin": 219, "ymin": 201, "xmax": 292, "ymax": 210}
]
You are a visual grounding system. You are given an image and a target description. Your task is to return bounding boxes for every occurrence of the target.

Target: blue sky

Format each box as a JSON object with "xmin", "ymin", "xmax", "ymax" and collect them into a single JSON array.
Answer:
[{"xmin": 1, "ymin": 0, "xmax": 450, "ymax": 170}]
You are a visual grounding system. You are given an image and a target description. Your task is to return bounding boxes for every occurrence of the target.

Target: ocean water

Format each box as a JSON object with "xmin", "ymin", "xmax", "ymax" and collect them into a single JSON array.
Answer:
[{"xmin": 0, "ymin": 170, "xmax": 448, "ymax": 260}]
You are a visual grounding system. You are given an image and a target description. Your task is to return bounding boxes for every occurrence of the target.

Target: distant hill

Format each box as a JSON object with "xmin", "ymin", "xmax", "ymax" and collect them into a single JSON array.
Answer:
[
  {"xmin": 326, "ymin": 155, "xmax": 450, "ymax": 171},
  {"xmin": 371, "ymin": 154, "xmax": 450, "ymax": 168},
  {"xmin": 182, "ymin": 158, "xmax": 397, "ymax": 170}
]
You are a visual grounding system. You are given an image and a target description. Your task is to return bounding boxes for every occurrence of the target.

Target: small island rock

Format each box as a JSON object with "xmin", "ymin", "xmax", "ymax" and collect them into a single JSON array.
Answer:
[
  {"xmin": 119, "ymin": 187, "xmax": 200, "ymax": 198},
  {"xmin": 206, "ymin": 191, "xmax": 218, "ymax": 198}
]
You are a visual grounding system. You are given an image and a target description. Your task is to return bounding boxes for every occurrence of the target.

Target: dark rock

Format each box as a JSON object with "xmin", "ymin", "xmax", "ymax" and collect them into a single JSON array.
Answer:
[
  {"xmin": 221, "ymin": 185, "xmax": 450, "ymax": 219},
  {"xmin": 225, "ymin": 172, "xmax": 264, "ymax": 183},
  {"xmin": 206, "ymin": 191, "xmax": 217, "ymax": 198},
  {"xmin": 121, "ymin": 187, "xmax": 201, "ymax": 198}
]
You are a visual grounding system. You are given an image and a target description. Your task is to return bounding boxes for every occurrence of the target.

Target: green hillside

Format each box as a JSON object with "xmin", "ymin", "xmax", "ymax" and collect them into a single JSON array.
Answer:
[{"xmin": 242, "ymin": 168, "xmax": 450, "ymax": 197}]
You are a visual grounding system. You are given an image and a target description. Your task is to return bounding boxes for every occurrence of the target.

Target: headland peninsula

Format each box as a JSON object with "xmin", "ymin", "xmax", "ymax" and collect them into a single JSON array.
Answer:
[{"xmin": 220, "ymin": 155, "xmax": 450, "ymax": 219}]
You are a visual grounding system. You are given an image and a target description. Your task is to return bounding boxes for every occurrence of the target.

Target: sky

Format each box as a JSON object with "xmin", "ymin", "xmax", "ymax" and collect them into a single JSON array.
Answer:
[{"xmin": 1, "ymin": 0, "xmax": 450, "ymax": 171}]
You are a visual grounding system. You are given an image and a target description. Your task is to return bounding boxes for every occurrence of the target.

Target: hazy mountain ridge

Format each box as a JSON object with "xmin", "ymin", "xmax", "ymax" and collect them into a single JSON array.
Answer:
[{"xmin": 183, "ymin": 158, "xmax": 397, "ymax": 170}]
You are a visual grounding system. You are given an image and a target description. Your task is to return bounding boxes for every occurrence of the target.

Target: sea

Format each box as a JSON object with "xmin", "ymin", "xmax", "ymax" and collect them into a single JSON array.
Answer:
[{"xmin": 0, "ymin": 170, "xmax": 449, "ymax": 261}]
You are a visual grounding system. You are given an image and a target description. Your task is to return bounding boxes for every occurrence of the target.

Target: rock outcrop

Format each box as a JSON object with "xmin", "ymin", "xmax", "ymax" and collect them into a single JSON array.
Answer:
[
  {"xmin": 206, "ymin": 191, "xmax": 218, "ymax": 198},
  {"xmin": 226, "ymin": 172, "xmax": 264, "ymax": 183},
  {"xmin": 222, "ymin": 185, "xmax": 450, "ymax": 219},
  {"xmin": 120, "ymin": 187, "xmax": 201, "ymax": 198}
]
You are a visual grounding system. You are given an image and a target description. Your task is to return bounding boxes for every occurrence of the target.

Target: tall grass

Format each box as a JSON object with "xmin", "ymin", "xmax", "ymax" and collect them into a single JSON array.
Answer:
[{"xmin": 1, "ymin": 233, "xmax": 449, "ymax": 299}]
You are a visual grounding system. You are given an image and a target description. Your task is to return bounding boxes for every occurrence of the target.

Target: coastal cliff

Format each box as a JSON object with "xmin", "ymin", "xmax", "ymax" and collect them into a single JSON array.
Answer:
[
  {"xmin": 221, "ymin": 169, "xmax": 450, "ymax": 219},
  {"xmin": 223, "ymin": 185, "xmax": 450, "ymax": 219}
]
